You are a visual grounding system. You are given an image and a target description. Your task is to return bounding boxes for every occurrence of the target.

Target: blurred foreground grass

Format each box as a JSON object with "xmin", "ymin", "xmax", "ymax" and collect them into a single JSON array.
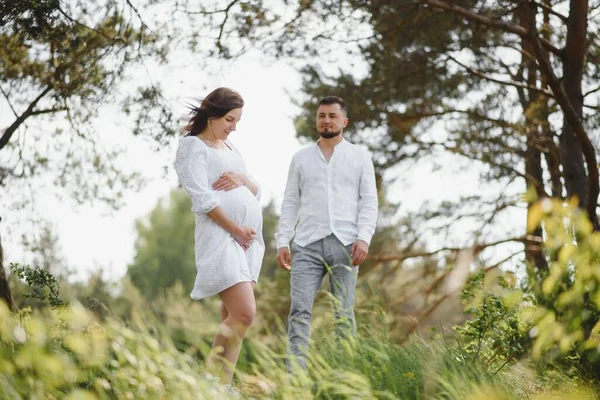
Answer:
[{"xmin": 0, "ymin": 292, "xmax": 597, "ymax": 400}]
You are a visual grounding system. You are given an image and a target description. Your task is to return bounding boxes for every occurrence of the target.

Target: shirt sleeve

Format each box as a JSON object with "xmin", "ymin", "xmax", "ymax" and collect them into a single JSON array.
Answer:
[
  {"xmin": 275, "ymin": 154, "xmax": 301, "ymax": 249},
  {"xmin": 174, "ymin": 138, "xmax": 220, "ymax": 215},
  {"xmin": 357, "ymin": 150, "xmax": 379, "ymax": 245}
]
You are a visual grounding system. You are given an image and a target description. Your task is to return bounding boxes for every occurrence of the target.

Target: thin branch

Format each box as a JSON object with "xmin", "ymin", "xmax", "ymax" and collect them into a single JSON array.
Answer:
[
  {"xmin": 531, "ymin": 1, "xmax": 568, "ymax": 22},
  {"xmin": 30, "ymin": 108, "xmax": 68, "ymax": 116},
  {"xmin": 1, "ymin": 87, "xmax": 52, "ymax": 151},
  {"xmin": 407, "ymin": 120, "xmax": 544, "ymax": 196},
  {"xmin": 372, "ymin": 235, "xmax": 541, "ymax": 263},
  {"xmin": 583, "ymin": 85, "xmax": 600, "ymax": 98},
  {"xmin": 498, "ymin": 55, "xmax": 524, "ymax": 80},
  {"xmin": 313, "ymin": 32, "xmax": 376, "ymax": 44},
  {"xmin": 497, "ymin": 44, "xmax": 537, "ymax": 64},
  {"xmin": 388, "ymin": 108, "xmax": 524, "ymax": 132},
  {"xmin": 417, "ymin": 0, "xmax": 562, "ymax": 57},
  {"xmin": 0, "ymin": 86, "xmax": 18, "ymax": 118},
  {"xmin": 215, "ymin": 0, "xmax": 240, "ymax": 55},
  {"xmin": 437, "ymin": 142, "xmax": 548, "ymax": 195},
  {"xmin": 473, "ymin": 188, "xmax": 517, "ymax": 242},
  {"xmin": 124, "ymin": 0, "xmax": 149, "ymax": 30},
  {"xmin": 484, "ymin": 250, "xmax": 524, "ymax": 271},
  {"xmin": 446, "ymin": 54, "xmax": 554, "ymax": 98},
  {"xmin": 56, "ymin": 6, "xmax": 125, "ymax": 44},
  {"xmin": 184, "ymin": 3, "xmax": 238, "ymax": 15},
  {"xmin": 493, "ymin": 4, "xmax": 521, "ymax": 19},
  {"xmin": 588, "ymin": 5, "xmax": 600, "ymax": 21},
  {"xmin": 454, "ymin": 110, "xmax": 523, "ymax": 131}
]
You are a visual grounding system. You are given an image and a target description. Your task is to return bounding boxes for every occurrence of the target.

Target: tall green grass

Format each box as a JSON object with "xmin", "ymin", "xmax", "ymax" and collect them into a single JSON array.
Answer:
[
  {"xmin": 3, "ymin": 273, "xmax": 599, "ymax": 400},
  {"xmin": 238, "ymin": 326, "xmax": 597, "ymax": 399}
]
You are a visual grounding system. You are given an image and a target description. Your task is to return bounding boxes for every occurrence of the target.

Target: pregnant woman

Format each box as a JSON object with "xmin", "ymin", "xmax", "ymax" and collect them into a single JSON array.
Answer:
[{"xmin": 174, "ymin": 87, "xmax": 264, "ymax": 390}]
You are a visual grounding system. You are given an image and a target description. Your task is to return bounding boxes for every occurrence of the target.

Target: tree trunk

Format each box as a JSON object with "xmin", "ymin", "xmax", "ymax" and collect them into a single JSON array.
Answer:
[
  {"xmin": 559, "ymin": 0, "xmax": 589, "ymax": 210},
  {"xmin": 541, "ymin": 0, "xmax": 564, "ymax": 199},
  {"xmin": 520, "ymin": 4, "xmax": 548, "ymax": 272},
  {"xmin": 0, "ymin": 217, "xmax": 15, "ymax": 312}
]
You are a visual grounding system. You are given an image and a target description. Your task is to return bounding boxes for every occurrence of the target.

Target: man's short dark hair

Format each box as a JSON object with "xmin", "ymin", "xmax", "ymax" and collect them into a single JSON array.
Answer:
[{"xmin": 318, "ymin": 96, "xmax": 347, "ymax": 115}]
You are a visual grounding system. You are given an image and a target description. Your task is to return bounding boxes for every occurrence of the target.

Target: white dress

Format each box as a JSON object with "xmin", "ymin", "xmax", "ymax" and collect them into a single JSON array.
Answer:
[{"xmin": 174, "ymin": 136, "xmax": 265, "ymax": 300}]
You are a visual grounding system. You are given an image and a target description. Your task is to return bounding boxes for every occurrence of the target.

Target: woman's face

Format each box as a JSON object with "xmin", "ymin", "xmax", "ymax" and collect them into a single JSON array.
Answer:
[{"xmin": 209, "ymin": 108, "xmax": 242, "ymax": 140}]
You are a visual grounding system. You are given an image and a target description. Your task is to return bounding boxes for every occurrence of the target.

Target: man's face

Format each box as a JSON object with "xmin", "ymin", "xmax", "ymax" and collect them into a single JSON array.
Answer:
[{"xmin": 316, "ymin": 103, "xmax": 348, "ymax": 139}]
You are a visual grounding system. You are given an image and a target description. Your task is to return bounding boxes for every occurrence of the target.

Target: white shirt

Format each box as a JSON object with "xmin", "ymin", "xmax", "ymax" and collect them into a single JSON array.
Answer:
[{"xmin": 275, "ymin": 138, "xmax": 378, "ymax": 249}]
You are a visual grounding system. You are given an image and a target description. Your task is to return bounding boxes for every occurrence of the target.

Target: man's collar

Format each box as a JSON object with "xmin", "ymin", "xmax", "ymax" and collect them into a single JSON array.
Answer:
[{"xmin": 315, "ymin": 137, "xmax": 346, "ymax": 148}]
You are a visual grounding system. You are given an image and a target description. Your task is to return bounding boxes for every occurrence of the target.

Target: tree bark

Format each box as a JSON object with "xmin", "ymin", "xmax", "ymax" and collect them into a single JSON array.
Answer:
[
  {"xmin": 541, "ymin": 0, "xmax": 564, "ymax": 199},
  {"xmin": 418, "ymin": 0, "xmax": 599, "ymax": 230},
  {"xmin": 0, "ymin": 217, "xmax": 15, "ymax": 312},
  {"xmin": 558, "ymin": 0, "xmax": 589, "ymax": 210},
  {"xmin": 528, "ymin": 0, "xmax": 599, "ymax": 230},
  {"xmin": 520, "ymin": 3, "xmax": 548, "ymax": 272}
]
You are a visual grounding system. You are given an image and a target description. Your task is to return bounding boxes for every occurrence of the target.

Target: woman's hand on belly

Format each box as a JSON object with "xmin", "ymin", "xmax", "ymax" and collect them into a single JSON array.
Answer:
[
  {"xmin": 212, "ymin": 172, "xmax": 247, "ymax": 191},
  {"xmin": 213, "ymin": 171, "xmax": 259, "ymax": 197},
  {"xmin": 232, "ymin": 225, "xmax": 256, "ymax": 251},
  {"xmin": 206, "ymin": 206, "xmax": 254, "ymax": 251}
]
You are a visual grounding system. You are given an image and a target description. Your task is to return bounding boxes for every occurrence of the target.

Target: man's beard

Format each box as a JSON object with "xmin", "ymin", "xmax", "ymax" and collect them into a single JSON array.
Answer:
[{"xmin": 318, "ymin": 129, "xmax": 342, "ymax": 139}]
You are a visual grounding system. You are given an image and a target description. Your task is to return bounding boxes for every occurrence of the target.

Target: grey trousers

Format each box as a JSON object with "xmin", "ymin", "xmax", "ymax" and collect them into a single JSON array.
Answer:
[{"xmin": 287, "ymin": 234, "xmax": 359, "ymax": 371}]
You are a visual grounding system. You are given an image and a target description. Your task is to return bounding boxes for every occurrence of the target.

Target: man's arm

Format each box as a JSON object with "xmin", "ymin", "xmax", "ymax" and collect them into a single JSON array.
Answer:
[
  {"xmin": 355, "ymin": 150, "xmax": 378, "ymax": 261},
  {"xmin": 350, "ymin": 152, "xmax": 379, "ymax": 265},
  {"xmin": 275, "ymin": 155, "xmax": 301, "ymax": 270}
]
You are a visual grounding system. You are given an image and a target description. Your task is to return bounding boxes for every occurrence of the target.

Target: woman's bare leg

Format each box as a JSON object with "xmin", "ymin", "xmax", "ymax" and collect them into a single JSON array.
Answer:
[
  {"xmin": 207, "ymin": 281, "xmax": 256, "ymax": 384},
  {"xmin": 220, "ymin": 281, "xmax": 255, "ymax": 322},
  {"xmin": 220, "ymin": 301, "xmax": 228, "ymax": 322}
]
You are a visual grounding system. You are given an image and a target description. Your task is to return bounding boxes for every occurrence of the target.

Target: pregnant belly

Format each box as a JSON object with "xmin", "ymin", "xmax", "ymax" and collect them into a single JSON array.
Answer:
[{"xmin": 216, "ymin": 187, "xmax": 262, "ymax": 228}]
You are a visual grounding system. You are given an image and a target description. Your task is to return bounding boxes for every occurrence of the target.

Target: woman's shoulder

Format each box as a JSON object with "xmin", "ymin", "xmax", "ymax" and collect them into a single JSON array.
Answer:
[
  {"xmin": 179, "ymin": 135, "xmax": 208, "ymax": 149},
  {"xmin": 177, "ymin": 135, "xmax": 209, "ymax": 158},
  {"xmin": 179, "ymin": 134, "xmax": 202, "ymax": 145}
]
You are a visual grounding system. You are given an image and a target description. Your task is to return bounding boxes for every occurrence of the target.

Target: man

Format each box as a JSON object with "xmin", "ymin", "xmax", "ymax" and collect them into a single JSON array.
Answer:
[{"xmin": 275, "ymin": 96, "xmax": 378, "ymax": 371}]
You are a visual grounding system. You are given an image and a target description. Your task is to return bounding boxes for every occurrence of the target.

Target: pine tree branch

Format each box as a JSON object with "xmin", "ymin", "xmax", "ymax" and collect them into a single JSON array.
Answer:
[
  {"xmin": 447, "ymin": 54, "xmax": 554, "ymax": 97},
  {"xmin": 0, "ymin": 86, "xmax": 18, "ymax": 118},
  {"xmin": 531, "ymin": 1, "xmax": 568, "ymax": 22},
  {"xmin": 184, "ymin": 1, "xmax": 239, "ymax": 15},
  {"xmin": 1, "ymin": 87, "xmax": 52, "ymax": 151},
  {"xmin": 388, "ymin": 108, "xmax": 524, "ymax": 131},
  {"xmin": 30, "ymin": 108, "xmax": 68, "ymax": 116},
  {"xmin": 418, "ymin": 0, "xmax": 562, "ymax": 57},
  {"xmin": 56, "ymin": 6, "xmax": 125, "ymax": 44},
  {"xmin": 583, "ymin": 85, "xmax": 600, "ymax": 98},
  {"xmin": 125, "ymin": 0, "xmax": 149, "ymax": 30},
  {"xmin": 215, "ymin": 0, "xmax": 240, "ymax": 55},
  {"xmin": 372, "ymin": 235, "xmax": 541, "ymax": 263}
]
